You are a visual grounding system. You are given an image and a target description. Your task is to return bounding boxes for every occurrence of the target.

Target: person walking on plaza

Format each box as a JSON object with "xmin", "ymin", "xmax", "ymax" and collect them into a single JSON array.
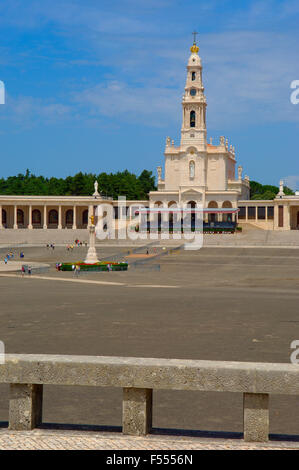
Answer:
[{"xmin": 21, "ymin": 266, "xmax": 25, "ymax": 277}]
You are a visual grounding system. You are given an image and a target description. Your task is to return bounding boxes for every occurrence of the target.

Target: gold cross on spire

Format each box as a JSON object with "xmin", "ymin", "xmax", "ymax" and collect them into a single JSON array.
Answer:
[{"xmin": 190, "ymin": 31, "xmax": 199, "ymax": 53}]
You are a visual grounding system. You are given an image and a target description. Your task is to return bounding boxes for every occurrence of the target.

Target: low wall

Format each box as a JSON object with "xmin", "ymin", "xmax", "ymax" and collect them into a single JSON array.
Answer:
[{"xmin": 0, "ymin": 354, "xmax": 298, "ymax": 442}]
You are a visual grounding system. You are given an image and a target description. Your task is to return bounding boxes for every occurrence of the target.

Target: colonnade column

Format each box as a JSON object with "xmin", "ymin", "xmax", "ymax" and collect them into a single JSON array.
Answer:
[
  {"xmin": 274, "ymin": 204, "xmax": 278, "ymax": 230},
  {"xmin": 13, "ymin": 205, "xmax": 18, "ymax": 229},
  {"xmin": 43, "ymin": 206, "xmax": 47, "ymax": 229},
  {"xmin": 285, "ymin": 204, "xmax": 291, "ymax": 230},
  {"xmin": 28, "ymin": 205, "xmax": 33, "ymax": 229},
  {"xmin": 58, "ymin": 206, "xmax": 62, "ymax": 229},
  {"xmin": 0, "ymin": 205, "xmax": 2, "ymax": 229},
  {"xmin": 72, "ymin": 205, "xmax": 77, "ymax": 230}
]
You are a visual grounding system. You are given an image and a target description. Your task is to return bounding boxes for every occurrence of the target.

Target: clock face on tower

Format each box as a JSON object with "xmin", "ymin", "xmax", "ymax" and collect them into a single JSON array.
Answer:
[{"xmin": 190, "ymin": 89, "xmax": 196, "ymax": 96}]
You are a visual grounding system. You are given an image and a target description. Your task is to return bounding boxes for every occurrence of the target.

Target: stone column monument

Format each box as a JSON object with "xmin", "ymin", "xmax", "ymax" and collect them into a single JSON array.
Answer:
[{"xmin": 85, "ymin": 215, "xmax": 99, "ymax": 264}]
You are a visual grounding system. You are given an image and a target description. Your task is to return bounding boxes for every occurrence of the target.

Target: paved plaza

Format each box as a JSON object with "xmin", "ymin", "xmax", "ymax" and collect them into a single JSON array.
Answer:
[
  {"xmin": 0, "ymin": 428, "xmax": 298, "ymax": 450},
  {"xmin": 0, "ymin": 242, "xmax": 299, "ymax": 448}
]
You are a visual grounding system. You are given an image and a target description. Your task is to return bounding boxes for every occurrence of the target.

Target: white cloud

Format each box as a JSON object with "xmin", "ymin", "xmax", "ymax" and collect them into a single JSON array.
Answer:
[
  {"xmin": 0, "ymin": 94, "xmax": 72, "ymax": 128},
  {"xmin": 1, "ymin": 0, "xmax": 299, "ymax": 132},
  {"xmin": 73, "ymin": 80, "xmax": 180, "ymax": 127}
]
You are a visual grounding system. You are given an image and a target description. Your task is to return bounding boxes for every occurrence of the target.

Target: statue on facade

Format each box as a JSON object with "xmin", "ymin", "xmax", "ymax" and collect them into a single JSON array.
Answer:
[
  {"xmin": 238, "ymin": 165, "xmax": 243, "ymax": 181},
  {"xmin": 157, "ymin": 166, "xmax": 162, "ymax": 182},
  {"xmin": 278, "ymin": 180, "xmax": 285, "ymax": 197}
]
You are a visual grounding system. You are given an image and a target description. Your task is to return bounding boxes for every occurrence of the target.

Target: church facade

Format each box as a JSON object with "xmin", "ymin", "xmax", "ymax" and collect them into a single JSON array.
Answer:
[{"xmin": 0, "ymin": 39, "xmax": 298, "ymax": 232}]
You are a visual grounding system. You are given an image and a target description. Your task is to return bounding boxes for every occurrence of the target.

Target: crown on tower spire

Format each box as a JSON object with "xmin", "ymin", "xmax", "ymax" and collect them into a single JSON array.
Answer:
[{"xmin": 190, "ymin": 31, "xmax": 199, "ymax": 53}]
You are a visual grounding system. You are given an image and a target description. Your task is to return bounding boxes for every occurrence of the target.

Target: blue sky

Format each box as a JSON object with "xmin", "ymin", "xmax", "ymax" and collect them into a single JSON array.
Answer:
[{"xmin": 0, "ymin": 0, "xmax": 299, "ymax": 187}]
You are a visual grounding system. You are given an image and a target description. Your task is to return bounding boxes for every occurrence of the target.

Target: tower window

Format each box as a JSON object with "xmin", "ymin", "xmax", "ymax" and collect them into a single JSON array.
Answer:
[
  {"xmin": 190, "ymin": 89, "xmax": 196, "ymax": 96},
  {"xmin": 191, "ymin": 72, "xmax": 196, "ymax": 81},
  {"xmin": 190, "ymin": 111, "xmax": 196, "ymax": 128}
]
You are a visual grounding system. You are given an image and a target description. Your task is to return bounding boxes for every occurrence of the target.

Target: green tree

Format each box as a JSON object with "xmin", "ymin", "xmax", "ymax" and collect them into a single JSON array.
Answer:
[
  {"xmin": 0, "ymin": 169, "xmax": 157, "ymax": 200},
  {"xmin": 250, "ymin": 181, "xmax": 294, "ymax": 200}
]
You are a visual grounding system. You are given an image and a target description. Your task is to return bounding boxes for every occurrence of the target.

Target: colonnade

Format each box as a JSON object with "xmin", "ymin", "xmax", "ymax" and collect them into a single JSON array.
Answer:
[{"xmin": 0, "ymin": 204, "xmax": 95, "ymax": 229}]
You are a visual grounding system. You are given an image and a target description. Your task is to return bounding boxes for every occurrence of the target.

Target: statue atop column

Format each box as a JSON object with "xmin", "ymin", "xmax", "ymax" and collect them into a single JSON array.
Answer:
[
  {"xmin": 278, "ymin": 180, "xmax": 285, "ymax": 197},
  {"xmin": 93, "ymin": 180, "xmax": 100, "ymax": 197}
]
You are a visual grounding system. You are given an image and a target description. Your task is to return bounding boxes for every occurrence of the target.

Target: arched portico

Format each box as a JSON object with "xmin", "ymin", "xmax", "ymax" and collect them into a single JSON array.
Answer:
[
  {"xmin": 65, "ymin": 209, "xmax": 73, "ymax": 227},
  {"xmin": 222, "ymin": 201, "xmax": 232, "ymax": 222},
  {"xmin": 48, "ymin": 209, "xmax": 58, "ymax": 227},
  {"xmin": 17, "ymin": 209, "xmax": 24, "ymax": 227},
  {"xmin": 32, "ymin": 209, "xmax": 42, "ymax": 227},
  {"xmin": 208, "ymin": 201, "xmax": 218, "ymax": 223},
  {"xmin": 82, "ymin": 209, "xmax": 88, "ymax": 227},
  {"xmin": 168, "ymin": 201, "xmax": 177, "ymax": 230}
]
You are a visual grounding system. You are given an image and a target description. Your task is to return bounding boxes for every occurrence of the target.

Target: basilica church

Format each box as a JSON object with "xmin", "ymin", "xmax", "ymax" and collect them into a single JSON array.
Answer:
[
  {"xmin": 0, "ymin": 39, "xmax": 298, "ymax": 233},
  {"xmin": 149, "ymin": 39, "xmax": 250, "ymax": 224}
]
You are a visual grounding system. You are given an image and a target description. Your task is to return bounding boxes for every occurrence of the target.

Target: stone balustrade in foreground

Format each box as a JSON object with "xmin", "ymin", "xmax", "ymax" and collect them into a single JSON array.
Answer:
[{"xmin": 0, "ymin": 354, "xmax": 298, "ymax": 442}]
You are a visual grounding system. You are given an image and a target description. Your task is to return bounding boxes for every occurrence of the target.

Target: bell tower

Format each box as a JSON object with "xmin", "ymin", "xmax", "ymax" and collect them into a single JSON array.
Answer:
[{"xmin": 180, "ymin": 33, "xmax": 207, "ymax": 151}]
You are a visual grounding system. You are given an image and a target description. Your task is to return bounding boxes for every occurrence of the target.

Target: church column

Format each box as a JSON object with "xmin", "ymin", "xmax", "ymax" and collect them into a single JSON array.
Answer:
[
  {"xmin": 13, "ymin": 205, "xmax": 18, "ymax": 229},
  {"xmin": 58, "ymin": 205, "xmax": 62, "ymax": 229},
  {"xmin": 43, "ymin": 205, "xmax": 47, "ymax": 229},
  {"xmin": 72, "ymin": 205, "xmax": 77, "ymax": 230},
  {"xmin": 0, "ymin": 205, "xmax": 2, "ymax": 229},
  {"xmin": 28, "ymin": 205, "xmax": 33, "ymax": 229}
]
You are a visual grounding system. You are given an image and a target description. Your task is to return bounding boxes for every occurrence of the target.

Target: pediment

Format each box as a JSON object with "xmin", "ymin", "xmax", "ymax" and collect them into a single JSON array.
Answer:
[{"xmin": 180, "ymin": 187, "xmax": 203, "ymax": 195}]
